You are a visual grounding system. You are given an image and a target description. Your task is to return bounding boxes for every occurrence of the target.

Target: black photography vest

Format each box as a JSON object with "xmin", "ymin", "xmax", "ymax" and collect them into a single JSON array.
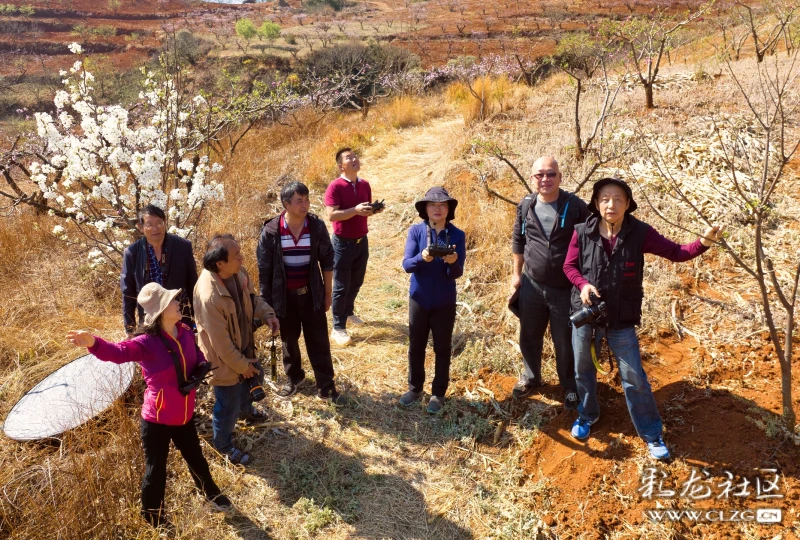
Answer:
[{"xmin": 571, "ymin": 214, "xmax": 650, "ymax": 329}]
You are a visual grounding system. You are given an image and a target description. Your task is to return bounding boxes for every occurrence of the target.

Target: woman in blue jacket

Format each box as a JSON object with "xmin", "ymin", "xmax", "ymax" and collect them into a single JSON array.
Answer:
[{"xmin": 400, "ymin": 187, "xmax": 466, "ymax": 413}]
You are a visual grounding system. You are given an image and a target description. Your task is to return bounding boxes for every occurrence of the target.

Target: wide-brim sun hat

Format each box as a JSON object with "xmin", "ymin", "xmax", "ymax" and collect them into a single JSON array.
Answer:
[
  {"xmin": 414, "ymin": 186, "xmax": 459, "ymax": 221},
  {"xmin": 137, "ymin": 282, "xmax": 182, "ymax": 326},
  {"xmin": 587, "ymin": 177, "xmax": 638, "ymax": 214}
]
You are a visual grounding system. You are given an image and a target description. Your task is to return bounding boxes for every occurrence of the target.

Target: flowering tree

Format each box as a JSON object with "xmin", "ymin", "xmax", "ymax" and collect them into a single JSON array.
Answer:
[{"xmin": 0, "ymin": 44, "xmax": 224, "ymax": 269}]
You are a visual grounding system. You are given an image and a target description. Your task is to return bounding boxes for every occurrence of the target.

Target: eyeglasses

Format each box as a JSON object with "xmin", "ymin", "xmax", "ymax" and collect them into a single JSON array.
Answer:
[{"xmin": 533, "ymin": 172, "xmax": 559, "ymax": 180}]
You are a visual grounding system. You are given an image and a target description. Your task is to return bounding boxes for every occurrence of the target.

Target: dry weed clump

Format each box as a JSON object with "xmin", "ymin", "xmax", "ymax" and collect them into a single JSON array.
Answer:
[
  {"xmin": 382, "ymin": 95, "xmax": 425, "ymax": 129},
  {"xmin": 445, "ymin": 77, "xmax": 525, "ymax": 125},
  {"xmin": 0, "ymin": 399, "xmax": 145, "ymax": 539}
]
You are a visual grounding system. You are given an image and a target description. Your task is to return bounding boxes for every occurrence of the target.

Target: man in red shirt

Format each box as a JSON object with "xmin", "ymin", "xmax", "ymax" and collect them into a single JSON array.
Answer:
[{"xmin": 324, "ymin": 148, "xmax": 382, "ymax": 346}]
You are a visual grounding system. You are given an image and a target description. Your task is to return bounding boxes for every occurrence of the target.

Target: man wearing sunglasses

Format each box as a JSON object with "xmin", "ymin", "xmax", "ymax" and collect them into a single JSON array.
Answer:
[{"xmin": 510, "ymin": 156, "xmax": 589, "ymax": 410}]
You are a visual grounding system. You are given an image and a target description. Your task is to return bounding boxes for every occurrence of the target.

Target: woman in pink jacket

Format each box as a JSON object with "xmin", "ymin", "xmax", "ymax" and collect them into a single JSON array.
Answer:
[{"xmin": 67, "ymin": 282, "xmax": 230, "ymax": 529}]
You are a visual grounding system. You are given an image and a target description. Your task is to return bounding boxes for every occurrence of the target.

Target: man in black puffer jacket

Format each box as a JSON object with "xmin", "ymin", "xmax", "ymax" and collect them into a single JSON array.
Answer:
[{"xmin": 257, "ymin": 180, "xmax": 347, "ymax": 406}]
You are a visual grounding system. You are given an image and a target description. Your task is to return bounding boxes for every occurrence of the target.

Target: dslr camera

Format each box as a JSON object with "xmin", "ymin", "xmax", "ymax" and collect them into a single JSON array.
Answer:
[
  {"xmin": 178, "ymin": 362, "xmax": 215, "ymax": 396},
  {"xmin": 243, "ymin": 361, "xmax": 266, "ymax": 402},
  {"xmin": 569, "ymin": 293, "xmax": 607, "ymax": 329}
]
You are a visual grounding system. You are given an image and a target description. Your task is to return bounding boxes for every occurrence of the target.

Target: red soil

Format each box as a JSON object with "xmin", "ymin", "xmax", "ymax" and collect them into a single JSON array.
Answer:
[{"xmin": 475, "ymin": 335, "xmax": 800, "ymax": 538}]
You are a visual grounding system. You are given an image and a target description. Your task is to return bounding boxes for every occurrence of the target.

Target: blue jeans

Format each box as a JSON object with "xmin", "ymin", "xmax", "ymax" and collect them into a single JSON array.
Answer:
[
  {"xmin": 212, "ymin": 382, "xmax": 255, "ymax": 452},
  {"xmin": 332, "ymin": 235, "xmax": 369, "ymax": 330},
  {"xmin": 519, "ymin": 274, "xmax": 576, "ymax": 392},
  {"xmin": 572, "ymin": 324, "xmax": 663, "ymax": 442}
]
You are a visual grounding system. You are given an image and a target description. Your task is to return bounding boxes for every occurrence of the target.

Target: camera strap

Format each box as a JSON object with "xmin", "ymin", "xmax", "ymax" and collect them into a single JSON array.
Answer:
[
  {"xmin": 589, "ymin": 325, "xmax": 614, "ymax": 375},
  {"xmin": 426, "ymin": 222, "xmax": 449, "ymax": 248},
  {"xmin": 270, "ymin": 336, "xmax": 277, "ymax": 382},
  {"xmin": 158, "ymin": 334, "xmax": 202, "ymax": 391}
]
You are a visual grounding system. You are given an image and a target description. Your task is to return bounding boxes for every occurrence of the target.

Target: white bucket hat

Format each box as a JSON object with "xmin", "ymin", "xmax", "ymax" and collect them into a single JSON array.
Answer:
[{"xmin": 137, "ymin": 282, "xmax": 181, "ymax": 327}]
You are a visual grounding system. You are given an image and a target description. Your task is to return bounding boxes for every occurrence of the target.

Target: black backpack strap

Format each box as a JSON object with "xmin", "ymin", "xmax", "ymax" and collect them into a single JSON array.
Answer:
[
  {"xmin": 158, "ymin": 334, "xmax": 188, "ymax": 389},
  {"xmin": 520, "ymin": 195, "xmax": 535, "ymax": 235}
]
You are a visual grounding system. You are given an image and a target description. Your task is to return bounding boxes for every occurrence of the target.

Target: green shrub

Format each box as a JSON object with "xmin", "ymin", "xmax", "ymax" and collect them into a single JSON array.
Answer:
[
  {"xmin": 163, "ymin": 29, "xmax": 213, "ymax": 66},
  {"xmin": 235, "ymin": 18, "xmax": 258, "ymax": 41},
  {"xmin": 258, "ymin": 21, "xmax": 281, "ymax": 42}
]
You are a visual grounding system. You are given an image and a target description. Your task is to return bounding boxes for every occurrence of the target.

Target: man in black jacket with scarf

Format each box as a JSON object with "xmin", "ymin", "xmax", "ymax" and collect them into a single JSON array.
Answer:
[
  {"xmin": 121, "ymin": 204, "xmax": 198, "ymax": 335},
  {"xmin": 257, "ymin": 180, "xmax": 347, "ymax": 406},
  {"xmin": 510, "ymin": 157, "xmax": 589, "ymax": 409}
]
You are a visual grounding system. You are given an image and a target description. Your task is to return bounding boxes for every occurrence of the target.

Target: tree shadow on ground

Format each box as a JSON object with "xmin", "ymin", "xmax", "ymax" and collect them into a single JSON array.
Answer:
[
  {"xmin": 220, "ymin": 513, "xmax": 273, "ymax": 540},
  {"xmin": 498, "ymin": 381, "xmax": 638, "ymax": 461},
  {"xmin": 653, "ymin": 380, "xmax": 800, "ymax": 476},
  {"xmin": 242, "ymin": 420, "xmax": 473, "ymax": 539},
  {"xmin": 491, "ymin": 373, "xmax": 800, "ymax": 477}
]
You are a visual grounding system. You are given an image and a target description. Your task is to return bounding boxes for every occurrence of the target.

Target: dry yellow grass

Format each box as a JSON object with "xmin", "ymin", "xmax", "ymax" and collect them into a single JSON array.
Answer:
[{"xmin": 445, "ymin": 77, "xmax": 526, "ymax": 125}]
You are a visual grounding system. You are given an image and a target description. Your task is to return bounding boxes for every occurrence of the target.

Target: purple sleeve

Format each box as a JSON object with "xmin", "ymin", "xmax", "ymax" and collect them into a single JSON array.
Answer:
[
  {"xmin": 196, "ymin": 345, "xmax": 207, "ymax": 365},
  {"xmin": 564, "ymin": 231, "xmax": 591, "ymax": 291},
  {"xmin": 643, "ymin": 226, "xmax": 709, "ymax": 262},
  {"xmin": 88, "ymin": 335, "xmax": 147, "ymax": 364}
]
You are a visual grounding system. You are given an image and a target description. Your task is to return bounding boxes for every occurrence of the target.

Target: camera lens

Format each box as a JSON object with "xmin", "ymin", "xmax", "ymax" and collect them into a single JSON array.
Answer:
[{"xmin": 250, "ymin": 384, "xmax": 266, "ymax": 402}]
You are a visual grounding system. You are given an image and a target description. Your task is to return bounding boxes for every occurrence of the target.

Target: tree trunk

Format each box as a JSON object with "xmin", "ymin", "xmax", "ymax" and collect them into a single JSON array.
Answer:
[
  {"xmin": 782, "ymin": 313, "xmax": 797, "ymax": 430},
  {"xmin": 574, "ymin": 78, "xmax": 584, "ymax": 161},
  {"xmin": 644, "ymin": 82, "xmax": 654, "ymax": 109}
]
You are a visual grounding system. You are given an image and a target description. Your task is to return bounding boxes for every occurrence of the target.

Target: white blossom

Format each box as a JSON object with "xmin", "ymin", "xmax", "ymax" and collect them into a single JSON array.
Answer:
[
  {"xmin": 177, "ymin": 159, "xmax": 194, "ymax": 172},
  {"xmin": 26, "ymin": 54, "xmax": 226, "ymax": 271},
  {"xmin": 67, "ymin": 42, "xmax": 83, "ymax": 54},
  {"xmin": 54, "ymin": 91, "xmax": 70, "ymax": 110}
]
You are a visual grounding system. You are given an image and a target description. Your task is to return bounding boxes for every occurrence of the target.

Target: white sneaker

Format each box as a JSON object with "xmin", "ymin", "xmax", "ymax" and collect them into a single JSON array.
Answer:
[
  {"xmin": 331, "ymin": 329, "xmax": 351, "ymax": 346},
  {"xmin": 347, "ymin": 315, "xmax": 364, "ymax": 326}
]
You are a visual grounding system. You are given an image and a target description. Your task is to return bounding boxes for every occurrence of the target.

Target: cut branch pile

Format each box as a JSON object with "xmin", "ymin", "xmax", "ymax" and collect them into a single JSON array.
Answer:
[{"xmin": 628, "ymin": 115, "xmax": 776, "ymax": 223}]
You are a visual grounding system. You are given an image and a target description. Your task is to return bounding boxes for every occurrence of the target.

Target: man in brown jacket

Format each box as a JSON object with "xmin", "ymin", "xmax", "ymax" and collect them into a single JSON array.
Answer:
[{"xmin": 194, "ymin": 234, "xmax": 279, "ymax": 466}]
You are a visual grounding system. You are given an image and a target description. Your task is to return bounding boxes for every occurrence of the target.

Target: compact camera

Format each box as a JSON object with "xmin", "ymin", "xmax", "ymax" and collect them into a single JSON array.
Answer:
[{"xmin": 244, "ymin": 361, "xmax": 266, "ymax": 402}]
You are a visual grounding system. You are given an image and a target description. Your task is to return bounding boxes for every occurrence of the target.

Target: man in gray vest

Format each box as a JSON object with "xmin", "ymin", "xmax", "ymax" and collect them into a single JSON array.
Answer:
[{"xmin": 510, "ymin": 156, "xmax": 589, "ymax": 409}]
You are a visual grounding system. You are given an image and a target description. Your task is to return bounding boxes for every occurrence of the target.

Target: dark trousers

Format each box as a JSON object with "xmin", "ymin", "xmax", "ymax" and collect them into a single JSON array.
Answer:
[
  {"xmin": 280, "ymin": 291, "xmax": 336, "ymax": 393},
  {"xmin": 332, "ymin": 235, "xmax": 369, "ymax": 330},
  {"xmin": 519, "ymin": 273, "xmax": 576, "ymax": 392},
  {"xmin": 408, "ymin": 297, "xmax": 457, "ymax": 398},
  {"xmin": 140, "ymin": 417, "xmax": 220, "ymax": 526}
]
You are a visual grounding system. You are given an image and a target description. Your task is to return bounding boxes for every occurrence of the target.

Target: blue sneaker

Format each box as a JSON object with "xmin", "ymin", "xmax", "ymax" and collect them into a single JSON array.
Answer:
[
  {"xmin": 571, "ymin": 416, "xmax": 597, "ymax": 440},
  {"xmin": 647, "ymin": 437, "xmax": 671, "ymax": 460}
]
